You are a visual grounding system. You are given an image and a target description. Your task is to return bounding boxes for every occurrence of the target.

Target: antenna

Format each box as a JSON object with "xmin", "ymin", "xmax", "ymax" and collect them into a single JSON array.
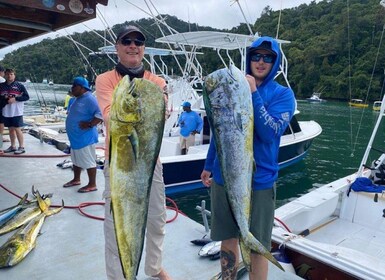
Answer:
[{"xmin": 231, "ymin": 0, "xmax": 254, "ymax": 36}]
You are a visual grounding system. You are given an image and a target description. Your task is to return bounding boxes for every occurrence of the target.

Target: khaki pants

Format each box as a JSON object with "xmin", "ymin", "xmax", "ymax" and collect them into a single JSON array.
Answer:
[
  {"xmin": 180, "ymin": 134, "xmax": 195, "ymax": 153},
  {"xmin": 103, "ymin": 159, "xmax": 167, "ymax": 279}
]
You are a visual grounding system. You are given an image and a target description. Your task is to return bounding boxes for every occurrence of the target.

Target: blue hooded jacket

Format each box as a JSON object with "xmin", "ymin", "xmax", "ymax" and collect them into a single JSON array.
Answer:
[{"xmin": 204, "ymin": 36, "xmax": 296, "ymax": 190}]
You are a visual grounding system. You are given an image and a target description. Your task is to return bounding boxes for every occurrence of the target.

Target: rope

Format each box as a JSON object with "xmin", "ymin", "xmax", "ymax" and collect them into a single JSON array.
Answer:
[
  {"xmin": 0, "ymin": 153, "xmax": 70, "ymax": 158},
  {"xmin": 0, "ymin": 183, "xmax": 181, "ymax": 223}
]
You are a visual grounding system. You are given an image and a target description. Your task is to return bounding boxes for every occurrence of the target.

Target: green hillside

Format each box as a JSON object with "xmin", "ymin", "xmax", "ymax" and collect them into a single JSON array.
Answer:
[{"xmin": 1, "ymin": 0, "xmax": 384, "ymax": 100}]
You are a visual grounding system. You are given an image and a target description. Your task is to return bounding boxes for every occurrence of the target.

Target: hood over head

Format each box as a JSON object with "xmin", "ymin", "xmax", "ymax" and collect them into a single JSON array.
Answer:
[{"xmin": 246, "ymin": 36, "xmax": 281, "ymax": 85}]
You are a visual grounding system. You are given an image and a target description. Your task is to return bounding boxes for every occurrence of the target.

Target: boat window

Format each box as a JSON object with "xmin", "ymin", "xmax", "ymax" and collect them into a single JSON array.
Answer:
[
  {"xmin": 203, "ymin": 116, "xmax": 210, "ymax": 144},
  {"xmin": 283, "ymin": 116, "xmax": 301, "ymax": 135}
]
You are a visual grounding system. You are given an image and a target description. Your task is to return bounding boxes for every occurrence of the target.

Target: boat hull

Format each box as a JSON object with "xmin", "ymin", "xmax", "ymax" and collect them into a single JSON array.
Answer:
[
  {"xmin": 271, "ymin": 242, "xmax": 358, "ymax": 280},
  {"xmin": 163, "ymin": 133, "xmax": 318, "ymax": 194}
]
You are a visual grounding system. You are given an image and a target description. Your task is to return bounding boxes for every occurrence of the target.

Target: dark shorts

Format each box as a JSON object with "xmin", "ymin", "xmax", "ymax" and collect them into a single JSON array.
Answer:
[
  {"xmin": 3, "ymin": 116, "xmax": 24, "ymax": 128},
  {"xmin": 210, "ymin": 181, "xmax": 276, "ymax": 250},
  {"xmin": 0, "ymin": 114, "xmax": 4, "ymax": 124}
]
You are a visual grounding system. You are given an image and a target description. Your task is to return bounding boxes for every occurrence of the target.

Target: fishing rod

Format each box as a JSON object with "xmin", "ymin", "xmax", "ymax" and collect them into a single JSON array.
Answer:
[
  {"xmin": 28, "ymin": 74, "xmax": 43, "ymax": 110},
  {"xmin": 31, "ymin": 73, "xmax": 48, "ymax": 112},
  {"xmin": 231, "ymin": 0, "xmax": 254, "ymax": 36}
]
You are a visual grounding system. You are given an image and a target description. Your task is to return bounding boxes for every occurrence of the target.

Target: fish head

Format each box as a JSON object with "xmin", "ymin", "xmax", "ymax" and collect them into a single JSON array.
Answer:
[
  {"xmin": 111, "ymin": 76, "xmax": 143, "ymax": 124},
  {"xmin": 203, "ymin": 65, "xmax": 251, "ymax": 129},
  {"xmin": 0, "ymin": 242, "xmax": 20, "ymax": 267},
  {"xmin": 204, "ymin": 65, "xmax": 246, "ymax": 106}
]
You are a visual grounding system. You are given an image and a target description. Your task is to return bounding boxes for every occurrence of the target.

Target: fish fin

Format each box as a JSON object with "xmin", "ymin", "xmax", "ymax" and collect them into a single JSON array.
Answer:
[
  {"xmin": 45, "ymin": 200, "xmax": 64, "ymax": 217},
  {"xmin": 128, "ymin": 130, "xmax": 139, "ymax": 162},
  {"xmin": 243, "ymin": 233, "xmax": 284, "ymax": 271},
  {"xmin": 239, "ymin": 240, "xmax": 251, "ymax": 271},
  {"xmin": 36, "ymin": 191, "xmax": 49, "ymax": 213},
  {"xmin": 32, "ymin": 185, "xmax": 37, "ymax": 197},
  {"xmin": 18, "ymin": 193, "xmax": 28, "ymax": 205},
  {"xmin": 234, "ymin": 111, "xmax": 243, "ymax": 131},
  {"xmin": 108, "ymin": 136, "xmax": 112, "ymax": 163}
]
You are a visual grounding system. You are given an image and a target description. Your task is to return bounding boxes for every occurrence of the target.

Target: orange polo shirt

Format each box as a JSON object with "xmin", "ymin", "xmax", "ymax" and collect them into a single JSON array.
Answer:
[{"xmin": 95, "ymin": 69, "xmax": 166, "ymax": 158}]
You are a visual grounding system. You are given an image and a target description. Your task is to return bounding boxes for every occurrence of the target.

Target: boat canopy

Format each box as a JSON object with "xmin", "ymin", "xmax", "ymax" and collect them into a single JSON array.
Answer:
[
  {"xmin": 0, "ymin": 0, "xmax": 108, "ymax": 49},
  {"xmin": 155, "ymin": 31, "xmax": 290, "ymax": 51},
  {"xmin": 95, "ymin": 46, "xmax": 203, "ymax": 57}
]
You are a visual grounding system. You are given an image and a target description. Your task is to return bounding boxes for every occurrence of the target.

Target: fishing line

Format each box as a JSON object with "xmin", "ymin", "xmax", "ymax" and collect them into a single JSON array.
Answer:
[
  {"xmin": 352, "ymin": 21, "xmax": 385, "ymax": 156},
  {"xmin": 347, "ymin": 0, "xmax": 354, "ymax": 157}
]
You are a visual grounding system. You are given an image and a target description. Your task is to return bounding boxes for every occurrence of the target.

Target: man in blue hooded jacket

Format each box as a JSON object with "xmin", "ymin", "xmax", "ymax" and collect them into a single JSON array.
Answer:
[{"xmin": 201, "ymin": 37, "xmax": 296, "ymax": 279}]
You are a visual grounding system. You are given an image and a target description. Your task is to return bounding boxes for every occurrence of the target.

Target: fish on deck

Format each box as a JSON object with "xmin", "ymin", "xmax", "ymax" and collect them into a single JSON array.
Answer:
[{"xmin": 0, "ymin": 191, "xmax": 63, "ymax": 267}]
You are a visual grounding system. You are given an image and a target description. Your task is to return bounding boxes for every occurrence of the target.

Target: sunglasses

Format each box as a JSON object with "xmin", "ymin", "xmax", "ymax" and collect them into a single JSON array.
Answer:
[
  {"xmin": 120, "ymin": 38, "xmax": 145, "ymax": 47},
  {"xmin": 250, "ymin": 53, "xmax": 275, "ymax": 63}
]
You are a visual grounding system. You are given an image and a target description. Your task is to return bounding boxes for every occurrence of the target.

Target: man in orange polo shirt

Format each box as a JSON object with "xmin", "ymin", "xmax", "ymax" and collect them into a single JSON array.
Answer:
[{"xmin": 96, "ymin": 25, "xmax": 171, "ymax": 280}]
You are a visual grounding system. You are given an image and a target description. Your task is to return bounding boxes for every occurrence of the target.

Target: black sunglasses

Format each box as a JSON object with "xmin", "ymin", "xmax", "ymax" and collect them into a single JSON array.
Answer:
[
  {"xmin": 120, "ymin": 38, "xmax": 145, "ymax": 47},
  {"xmin": 250, "ymin": 53, "xmax": 275, "ymax": 63}
]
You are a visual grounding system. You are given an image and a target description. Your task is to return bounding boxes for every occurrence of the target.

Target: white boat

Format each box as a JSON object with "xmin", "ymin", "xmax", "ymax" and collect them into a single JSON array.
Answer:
[
  {"xmin": 153, "ymin": 31, "xmax": 322, "ymax": 194},
  {"xmin": 373, "ymin": 100, "xmax": 382, "ymax": 111},
  {"xmin": 271, "ymin": 83, "xmax": 385, "ymax": 279},
  {"xmin": 62, "ymin": 29, "xmax": 322, "ymax": 195},
  {"xmin": 306, "ymin": 93, "xmax": 326, "ymax": 103}
]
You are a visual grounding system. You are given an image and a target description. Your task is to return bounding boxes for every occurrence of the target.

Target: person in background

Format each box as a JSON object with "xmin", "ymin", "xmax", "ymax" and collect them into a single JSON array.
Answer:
[
  {"xmin": 200, "ymin": 36, "xmax": 296, "ymax": 279},
  {"xmin": 0, "ymin": 65, "xmax": 10, "ymax": 149},
  {"xmin": 96, "ymin": 25, "xmax": 172, "ymax": 280},
  {"xmin": 0, "ymin": 68, "xmax": 30, "ymax": 155},
  {"xmin": 63, "ymin": 77, "xmax": 103, "ymax": 193},
  {"xmin": 64, "ymin": 89, "xmax": 75, "ymax": 114},
  {"xmin": 177, "ymin": 101, "xmax": 203, "ymax": 155},
  {"xmin": 64, "ymin": 89, "xmax": 73, "ymax": 110}
]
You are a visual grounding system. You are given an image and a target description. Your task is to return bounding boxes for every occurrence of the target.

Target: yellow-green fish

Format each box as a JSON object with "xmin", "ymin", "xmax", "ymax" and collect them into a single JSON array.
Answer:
[
  {"xmin": 0, "ymin": 196, "xmax": 52, "ymax": 236},
  {"xmin": 0, "ymin": 194, "xmax": 28, "ymax": 227},
  {"xmin": 0, "ymin": 192, "xmax": 63, "ymax": 267},
  {"xmin": 203, "ymin": 65, "xmax": 283, "ymax": 271},
  {"xmin": 109, "ymin": 76, "xmax": 165, "ymax": 279}
]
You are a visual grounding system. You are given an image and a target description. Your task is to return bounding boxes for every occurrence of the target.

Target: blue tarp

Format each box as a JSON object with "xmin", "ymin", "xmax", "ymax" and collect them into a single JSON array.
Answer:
[{"xmin": 350, "ymin": 177, "xmax": 385, "ymax": 193}]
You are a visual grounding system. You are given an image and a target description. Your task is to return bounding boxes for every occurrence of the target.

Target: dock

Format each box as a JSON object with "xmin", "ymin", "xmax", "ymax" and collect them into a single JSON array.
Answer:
[{"xmin": 0, "ymin": 133, "xmax": 302, "ymax": 279}]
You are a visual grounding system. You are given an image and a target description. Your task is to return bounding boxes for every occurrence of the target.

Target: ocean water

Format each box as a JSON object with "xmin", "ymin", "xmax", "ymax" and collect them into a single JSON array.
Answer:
[
  {"xmin": 23, "ymin": 88, "xmax": 384, "ymax": 224},
  {"xmin": 167, "ymin": 101, "xmax": 385, "ymax": 223},
  {"xmin": 22, "ymin": 82, "xmax": 70, "ymax": 116}
]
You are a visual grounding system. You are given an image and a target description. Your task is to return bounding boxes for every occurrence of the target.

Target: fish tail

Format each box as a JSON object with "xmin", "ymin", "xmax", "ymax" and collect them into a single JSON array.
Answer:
[
  {"xmin": 45, "ymin": 200, "xmax": 64, "ymax": 216},
  {"xmin": 18, "ymin": 193, "xmax": 28, "ymax": 205},
  {"xmin": 243, "ymin": 232, "xmax": 284, "ymax": 271}
]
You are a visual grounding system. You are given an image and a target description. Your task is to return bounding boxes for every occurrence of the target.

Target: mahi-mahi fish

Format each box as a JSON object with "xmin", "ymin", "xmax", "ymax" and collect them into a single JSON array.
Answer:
[
  {"xmin": 0, "ymin": 193, "xmax": 28, "ymax": 227},
  {"xmin": 0, "ymin": 195, "xmax": 52, "ymax": 236},
  {"xmin": 203, "ymin": 64, "xmax": 283, "ymax": 271},
  {"xmin": 0, "ymin": 191, "xmax": 63, "ymax": 267},
  {"xmin": 109, "ymin": 76, "xmax": 165, "ymax": 279}
]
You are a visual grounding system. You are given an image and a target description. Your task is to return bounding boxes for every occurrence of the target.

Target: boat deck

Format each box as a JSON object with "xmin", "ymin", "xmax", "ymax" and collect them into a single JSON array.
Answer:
[{"xmin": 0, "ymin": 134, "xmax": 301, "ymax": 279}]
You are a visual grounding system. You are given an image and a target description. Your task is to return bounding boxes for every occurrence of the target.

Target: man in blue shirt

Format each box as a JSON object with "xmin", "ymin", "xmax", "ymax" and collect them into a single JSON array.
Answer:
[
  {"xmin": 63, "ymin": 77, "xmax": 103, "ymax": 193},
  {"xmin": 177, "ymin": 101, "xmax": 203, "ymax": 155},
  {"xmin": 201, "ymin": 37, "xmax": 296, "ymax": 279}
]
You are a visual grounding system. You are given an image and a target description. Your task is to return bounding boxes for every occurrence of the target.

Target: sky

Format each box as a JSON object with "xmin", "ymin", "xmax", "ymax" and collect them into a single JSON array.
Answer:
[{"xmin": 0, "ymin": 0, "xmax": 319, "ymax": 60}]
